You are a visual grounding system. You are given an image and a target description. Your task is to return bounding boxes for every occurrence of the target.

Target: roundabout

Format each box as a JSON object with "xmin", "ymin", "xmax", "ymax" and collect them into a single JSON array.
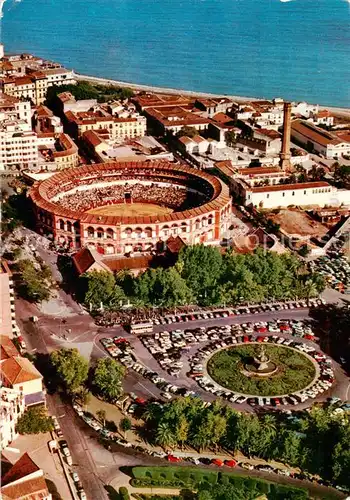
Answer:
[{"xmin": 206, "ymin": 343, "xmax": 318, "ymax": 397}]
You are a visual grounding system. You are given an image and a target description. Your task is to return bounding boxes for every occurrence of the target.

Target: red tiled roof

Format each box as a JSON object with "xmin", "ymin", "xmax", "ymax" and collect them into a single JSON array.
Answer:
[
  {"xmin": 250, "ymin": 181, "xmax": 330, "ymax": 193},
  {"xmin": 72, "ymin": 247, "xmax": 96, "ymax": 274},
  {"xmin": 238, "ymin": 167, "xmax": 282, "ymax": 176},
  {"xmin": 1, "ymin": 476, "xmax": 49, "ymax": 499},
  {"xmin": 1, "ymin": 453, "xmax": 50, "ymax": 499},
  {"xmin": 0, "ymin": 336, "xmax": 20, "ymax": 360},
  {"xmin": 212, "ymin": 112, "xmax": 234, "ymax": 124},
  {"xmin": 215, "ymin": 160, "xmax": 236, "ymax": 177},
  {"xmin": 103, "ymin": 255, "xmax": 154, "ymax": 272},
  {"xmin": 256, "ymin": 128, "xmax": 280, "ymax": 140},
  {"xmin": 0, "ymin": 357, "xmax": 42, "ymax": 385},
  {"xmin": 36, "ymin": 105, "xmax": 53, "ymax": 118},
  {"xmin": 291, "ymin": 120, "xmax": 342, "ymax": 147},
  {"xmin": 145, "ymin": 106, "xmax": 211, "ymax": 128},
  {"xmin": 316, "ymin": 110, "xmax": 332, "ymax": 118},
  {"xmin": 334, "ymin": 130, "xmax": 350, "ymax": 143},
  {"xmin": 2, "ymin": 453, "xmax": 40, "ymax": 487},
  {"xmin": 166, "ymin": 235, "xmax": 186, "ymax": 254}
]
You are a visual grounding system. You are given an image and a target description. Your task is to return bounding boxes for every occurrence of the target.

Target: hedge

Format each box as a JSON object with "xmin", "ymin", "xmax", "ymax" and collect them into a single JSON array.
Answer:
[
  {"xmin": 131, "ymin": 467, "xmax": 308, "ymax": 499},
  {"xmin": 119, "ymin": 487, "xmax": 130, "ymax": 500}
]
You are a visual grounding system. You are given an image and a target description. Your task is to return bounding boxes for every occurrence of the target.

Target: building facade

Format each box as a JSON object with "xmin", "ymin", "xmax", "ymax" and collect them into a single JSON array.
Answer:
[
  {"xmin": 0, "ymin": 261, "xmax": 18, "ymax": 337},
  {"xmin": 1, "ymin": 68, "xmax": 75, "ymax": 105},
  {"xmin": 291, "ymin": 120, "xmax": 350, "ymax": 159},
  {"xmin": 234, "ymin": 181, "xmax": 350, "ymax": 209},
  {"xmin": 0, "ymin": 386, "xmax": 25, "ymax": 450}
]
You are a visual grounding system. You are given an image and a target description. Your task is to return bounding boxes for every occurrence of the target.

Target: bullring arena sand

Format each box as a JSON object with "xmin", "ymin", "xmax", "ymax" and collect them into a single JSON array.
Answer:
[{"xmin": 86, "ymin": 202, "xmax": 174, "ymax": 217}]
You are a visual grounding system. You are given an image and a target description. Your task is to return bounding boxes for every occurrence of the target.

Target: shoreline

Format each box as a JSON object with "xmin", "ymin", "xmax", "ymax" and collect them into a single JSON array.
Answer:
[{"xmin": 75, "ymin": 73, "xmax": 350, "ymax": 118}]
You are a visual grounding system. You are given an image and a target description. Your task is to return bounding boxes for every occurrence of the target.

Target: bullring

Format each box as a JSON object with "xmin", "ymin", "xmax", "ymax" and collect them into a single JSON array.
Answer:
[{"xmin": 29, "ymin": 160, "xmax": 232, "ymax": 254}]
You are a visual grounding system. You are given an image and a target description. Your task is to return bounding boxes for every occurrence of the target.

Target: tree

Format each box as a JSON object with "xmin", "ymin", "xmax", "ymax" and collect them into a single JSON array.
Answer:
[
  {"xmin": 16, "ymin": 407, "xmax": 54, "ymax": 434},
  {"xmin": 225, "ymin": 130, "xmax": 236, "ymax": 147},
  {"xmin": 93, "ymin": 357, "xmax": 126, "ymax": 401},
  {"xmin": 134, "ymin": 267, "xmax": 193, "ymax": 307},
  {"xmin": 96, "ymin": 409, "xmax": 107, "ymax": 427},
  {"xmin": 156, "ymin": 422, "xmax": 176, "ymax": 450},
  {"xmin": 75, "ymin": 387, "xmax": 91, "ymax": 409},
  {"xmin": 50, "ymin": 348, "xmax": 89, "ymax": 393},
  {"xmin": 176, "ymin": 126, "xmax": 198, "ymax": 138},
  {"xmin": 120, "ymin": 417, "xmax": 132, "ymax": 439},
  {"xmin": 178, "ymin": 245, "xmax": 223, "ymax": 305},
  {"xmin": 13, "ymin": 259, "xmax": 51, "ymax": 303},
  {"xmin": 176, "ymin": 415, "xmax": 190, "ymax": 449},
  {"xmin": 334, "ymin": 164, "xmax": 350, "ymax": 189},
  {"xmin": 302, "ymin": 279, "xmax": 319, "ymax": 305},
  {"xmin": 309, "ymin": 165, "xmax": 326, "ymax": 181},
  {"xmin": 81, "ymin": 270, "xmax": 125, "ymax": 311}
]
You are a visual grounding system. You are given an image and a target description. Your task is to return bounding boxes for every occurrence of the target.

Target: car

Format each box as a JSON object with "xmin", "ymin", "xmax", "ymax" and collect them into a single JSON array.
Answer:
[
  {"xmin": 167, "ymin": 455, "xmax": 182, "ymax": 462},
  {"xmin": 240, "ymin": 462, "xmax": 254, "ymax": 470},
  {"xmin": 52, "ymin": 416, "xmax": 60, "ymax": 431},
  {"xmin": 79, "ymin": 490, "xmax": 87, "ymax": 500},
  {"xmin": 188, "ymin": 457, "xmax": 201, "ymax": 465},
  {"xmin": 161, "ymin": 392, "xmax": 172, "ymax": 400},
  {"xmin": 211, "ymin": 458, "xmax": 224, "ymax": 466},
  {"xmin": 72, "ymin": 472, "xmax": 80, "ymax": 483},
  {"xmin": 224, "ymin": 459, "xmax": 237, "ymax": 467}
]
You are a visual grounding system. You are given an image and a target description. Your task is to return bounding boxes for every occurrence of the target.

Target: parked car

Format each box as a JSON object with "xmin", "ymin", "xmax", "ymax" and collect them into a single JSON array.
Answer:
[
  {"xmin": 224, "ymin": 459, "xmax": 237, "ymax": 468},
  {"xmin": 167, "ymin": 455, "xmax": 182, "ymax": 462},
  {"xmin": 211, "ymin": 458, "xmax": 224, "ymax": 467}
]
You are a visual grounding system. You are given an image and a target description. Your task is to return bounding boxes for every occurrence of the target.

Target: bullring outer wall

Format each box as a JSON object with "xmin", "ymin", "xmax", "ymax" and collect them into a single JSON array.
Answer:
[{"xmin": 29, "ymin": 160, "xmax": 232, "ymax": 255}]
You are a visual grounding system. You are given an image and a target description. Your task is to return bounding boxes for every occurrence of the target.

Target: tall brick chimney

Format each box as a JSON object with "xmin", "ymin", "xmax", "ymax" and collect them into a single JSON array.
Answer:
[{"xmin": 280, "ymin": 101, "xmax": 292, "ymax": 170}]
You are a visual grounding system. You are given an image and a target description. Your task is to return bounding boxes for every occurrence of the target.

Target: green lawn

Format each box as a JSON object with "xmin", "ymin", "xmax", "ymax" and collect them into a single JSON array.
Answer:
[{"xmin": 207, "ymin": 344, "xmax": 316, "ymax": 396}]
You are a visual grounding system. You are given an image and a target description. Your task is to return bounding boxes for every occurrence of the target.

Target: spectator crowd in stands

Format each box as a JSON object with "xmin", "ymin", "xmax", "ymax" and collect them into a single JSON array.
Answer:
[{"xmin": 56, "ymin": 182, "xmax": 209, "ymax": 213}]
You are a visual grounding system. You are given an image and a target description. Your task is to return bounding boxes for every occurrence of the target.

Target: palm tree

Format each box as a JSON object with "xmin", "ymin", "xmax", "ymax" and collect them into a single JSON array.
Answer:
[
  {"xmin": 262, "ymin": 415, "xmax": 277, "ymax": 439},
  {"xmin": 303, "ymin": 279, "xmax": 318, "ymax": 306},
  {"xmin": 156, "ymin": 422, "xmax": 175, "ymax": 451},
  {"xmin": 120, "ymin": 417, "xmax": 132, "ymax": 439},
  {"xmin": 96, "ymin": 409, "xmax": 106, "ymax": 427},
  {"xmin": 75, "ymin": 387, "xmax": 91, "ymax": 411},
  {"xmin": 143, "ymin": 403, "xmax": 163, "ymax": 423}
]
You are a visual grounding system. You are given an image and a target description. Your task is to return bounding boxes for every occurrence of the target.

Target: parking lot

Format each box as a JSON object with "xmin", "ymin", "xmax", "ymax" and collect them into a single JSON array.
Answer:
[
  {"xmin": 98, "ymin": 315, "xmax": 338, "ymax": 412},
  {"xmin": 310, "ymin": 235, "xmax": 350, "ymax": 295}
]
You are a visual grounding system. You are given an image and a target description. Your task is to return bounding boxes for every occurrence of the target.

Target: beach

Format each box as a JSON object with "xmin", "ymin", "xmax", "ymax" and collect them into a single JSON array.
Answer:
[{"xmin": 75, "ymin": 73, "xmax": 350, "ymax": 118}]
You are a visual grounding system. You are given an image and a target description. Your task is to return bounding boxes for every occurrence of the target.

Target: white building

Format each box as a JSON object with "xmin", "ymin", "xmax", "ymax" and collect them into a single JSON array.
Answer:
[
  {"xmin": 307, "ymin": 110, "xmax": 334, "ymax": 127},
  {"xmin": 291, "ymin": 101, "xmax": 319, "ymax": 118},
  {"xmin": 0, "ymin": 124, "xmax": 38, "ymax": 172},
  {"xmin": 0, "ymin": 386, "xmax": 25, "ymax": 449},
  {"xmin": 291, "ymin": 120, "xmax": 350, "ymax": 159},
  {"xmin": 239, "ymin": 181, "xmax": 350, "ymax": 209},
  {"xmin": 65, "ymin": 106, "xmax": 147, "ymax": 140}
]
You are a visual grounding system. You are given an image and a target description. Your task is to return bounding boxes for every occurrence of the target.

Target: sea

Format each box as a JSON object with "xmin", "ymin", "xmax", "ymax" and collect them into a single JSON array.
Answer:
[{"xmin": 2, "ymin": 0, "xmax": 350, "ymax": 107}]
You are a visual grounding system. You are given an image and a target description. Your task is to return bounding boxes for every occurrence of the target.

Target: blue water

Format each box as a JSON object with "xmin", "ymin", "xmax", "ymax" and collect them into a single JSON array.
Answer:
[{"xmin": 2, "ymin": 0, "xmax": 350, "ymax": 106}]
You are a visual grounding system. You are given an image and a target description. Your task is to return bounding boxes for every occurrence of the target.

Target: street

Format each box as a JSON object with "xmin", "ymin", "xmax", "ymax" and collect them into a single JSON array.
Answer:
[{"xmin": 15, "ymin": 292, "xmax": 350, "ymax": 500}]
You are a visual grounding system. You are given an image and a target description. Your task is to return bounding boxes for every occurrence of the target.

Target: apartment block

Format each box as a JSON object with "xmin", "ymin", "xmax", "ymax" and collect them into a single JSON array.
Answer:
[
  {"xmin": 0, "ymin": 386, "xmax": 25, "ymax": 450},
  {"xmin": 0, "ymin": 261, "xmax": 18, "ymax": 337}
]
